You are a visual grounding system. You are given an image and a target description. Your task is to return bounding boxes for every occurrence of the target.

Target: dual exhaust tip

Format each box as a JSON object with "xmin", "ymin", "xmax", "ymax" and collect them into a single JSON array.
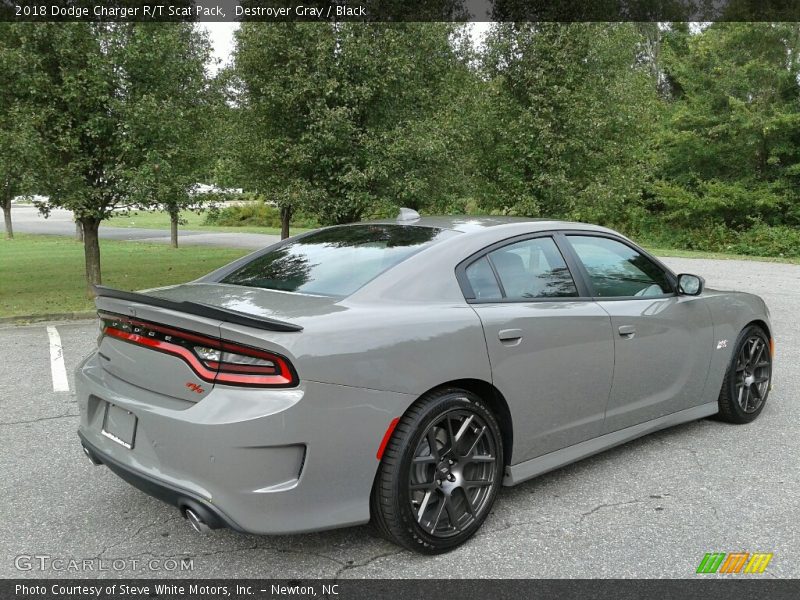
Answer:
[
  {"xmin": 183, "ymin": 508, "xmax": 211, "ymax": 534},
  {"xmin": 81, "ymin": 443, "xmax": 218, "ymax": 535}
]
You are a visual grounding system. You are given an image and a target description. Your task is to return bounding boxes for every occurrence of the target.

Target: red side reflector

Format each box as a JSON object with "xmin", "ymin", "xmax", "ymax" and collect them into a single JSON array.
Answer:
[{"xmin": 376, "ymin": 417, "xmax": 400, "ymax": 461}]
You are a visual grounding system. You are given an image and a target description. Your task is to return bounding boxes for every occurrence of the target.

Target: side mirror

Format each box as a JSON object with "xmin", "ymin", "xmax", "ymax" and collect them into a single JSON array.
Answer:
[{"xmin": 677, "ymin": 273, "xmax": 704, "ymax": 296}]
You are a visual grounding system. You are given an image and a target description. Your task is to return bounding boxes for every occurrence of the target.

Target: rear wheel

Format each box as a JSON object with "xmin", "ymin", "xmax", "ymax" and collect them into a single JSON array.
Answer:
[
  {"xmin": 371, "ymin": 388, "xmax": 503, "ymax": 554},
  {"xmin": 717, "ymin": 325, "xmax": 772, "ymax": 424}
]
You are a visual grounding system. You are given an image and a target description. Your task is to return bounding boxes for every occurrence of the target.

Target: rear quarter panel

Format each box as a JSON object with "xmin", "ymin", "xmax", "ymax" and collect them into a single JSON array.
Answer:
[{"xmin": 219, "ymin": 301, "xmax": 491, "ymax": 397}]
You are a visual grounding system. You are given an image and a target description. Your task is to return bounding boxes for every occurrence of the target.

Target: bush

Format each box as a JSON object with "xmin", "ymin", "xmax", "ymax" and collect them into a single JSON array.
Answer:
[
  {"xmin": 204, "ymin": 202, "xmax": 319, "ymax": 229},
  {"xmin": 728, "ymin": 223, "xmax": 800, "ymax": 257},
  {"xmin": 624, "ymin": 217, "xmax": 800, "ymax": 258}
]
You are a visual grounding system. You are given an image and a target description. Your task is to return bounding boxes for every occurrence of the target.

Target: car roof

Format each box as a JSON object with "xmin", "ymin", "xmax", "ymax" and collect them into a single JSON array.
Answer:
[{"xmin": 362, "ymin": 215, "xmax": 608, "ymax": 234}]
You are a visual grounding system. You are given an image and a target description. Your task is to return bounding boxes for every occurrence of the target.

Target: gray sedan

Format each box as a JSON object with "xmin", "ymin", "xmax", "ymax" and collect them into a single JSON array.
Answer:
[{"xmin": 75, "ymin": 213, "xmax": 774, "ymax": 553}]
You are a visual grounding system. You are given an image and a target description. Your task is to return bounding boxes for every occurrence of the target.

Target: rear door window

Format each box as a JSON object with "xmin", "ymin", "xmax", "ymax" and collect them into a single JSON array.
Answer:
[
  {"xmin": 489, "ymin": 237, "xmax": 578, "ymax": 299},
  {"xmin": 463, "ymin": 236, "xmax": 579, "ymax": 301}
]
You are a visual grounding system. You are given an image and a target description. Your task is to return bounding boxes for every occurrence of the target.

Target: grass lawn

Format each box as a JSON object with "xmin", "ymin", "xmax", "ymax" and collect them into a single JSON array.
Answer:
[
  {"xmin": 2, "ymin": 233, "xmax": 797, "ymax": 320},
  {"xmin": 105, "ymin": 209, "xmax": 311, "ymax": 236},
  {"xmin": 0, "ymin": 234, "xmax": 249, "ymax": 318}
]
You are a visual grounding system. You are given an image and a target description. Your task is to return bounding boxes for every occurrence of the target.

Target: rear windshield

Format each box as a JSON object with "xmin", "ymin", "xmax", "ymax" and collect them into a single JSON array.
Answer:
[{"xmin": 220, "ymin": 224, "xmax": 456, "ymax": 296}]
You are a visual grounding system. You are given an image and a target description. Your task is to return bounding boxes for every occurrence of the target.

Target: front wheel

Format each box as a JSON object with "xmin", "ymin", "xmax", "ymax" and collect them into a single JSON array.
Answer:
[
  {"xmin": 370, "ymin": 388, "xmax": 504, "ymax": 554},
  {"xmin": 717, "ymin": 325, "xmax": 772, "ymax": 424}
]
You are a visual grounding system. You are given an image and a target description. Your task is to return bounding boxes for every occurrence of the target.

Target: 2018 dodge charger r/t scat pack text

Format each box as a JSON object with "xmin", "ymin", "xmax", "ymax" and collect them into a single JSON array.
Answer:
[{"xmin": 76, "ymin": 213, "xmax": 774, "ymax": 553}]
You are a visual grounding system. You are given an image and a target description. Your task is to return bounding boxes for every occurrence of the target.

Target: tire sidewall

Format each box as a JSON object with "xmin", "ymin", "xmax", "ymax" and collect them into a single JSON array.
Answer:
[
  {"xmin": 724, "ymin": 326, "xmax": 771, "ymax": 423},
  {"xmin": 392, "ymin": 391, "xmax": 504, "ymax": 553}
]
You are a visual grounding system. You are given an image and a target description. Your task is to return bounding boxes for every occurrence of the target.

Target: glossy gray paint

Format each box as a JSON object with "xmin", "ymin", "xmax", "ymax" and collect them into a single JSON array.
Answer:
[
  {"xmin": 597, "ymin": 295, "xmax": 714, "ymax": 432},
  {"xmin": 76, "ymin": 217, "xmax": 773, "ymax": 534},
  {"xmin": 472, "ymin": 300, "xmax": 615, "ymax": 461}
]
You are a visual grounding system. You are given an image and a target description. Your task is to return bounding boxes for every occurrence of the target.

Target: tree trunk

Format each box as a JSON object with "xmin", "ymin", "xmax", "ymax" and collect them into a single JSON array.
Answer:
[
  {"xmin": 169, "ymin": 210, "xmax": 179, "ymax": 248},
  {"xmin": 75, "ymin": 220, "xmax": 83, "ymax": 242},
  {"xmin": 280, "ymin": 205, "xmax": 292, "ymax": 240},
  {"xmin": 2, "ymin": 195, "xmax": 12, "ymax": 240},
  {"xmin": 81, "ymin": 217, "xmax": 102, "ymax": 298}
]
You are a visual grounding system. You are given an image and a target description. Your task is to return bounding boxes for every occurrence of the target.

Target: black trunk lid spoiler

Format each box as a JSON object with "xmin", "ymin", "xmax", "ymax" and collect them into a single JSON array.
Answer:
[{"xmin": 93, "ymin": 285, "xmax": 303, "ymax": 332}]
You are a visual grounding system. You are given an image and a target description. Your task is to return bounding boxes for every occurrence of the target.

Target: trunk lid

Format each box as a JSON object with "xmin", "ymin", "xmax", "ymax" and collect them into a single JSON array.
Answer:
[
  {"xmin": 94, "ymin": 284, "xmax": 336, "ymax": 402},
  {"xmin": 147, "ymin": 283, "xmax": 346, "ymax": 323},
  {"xmin": 96, "ymin": 295, "xmax": 225, "ymax": 402}
]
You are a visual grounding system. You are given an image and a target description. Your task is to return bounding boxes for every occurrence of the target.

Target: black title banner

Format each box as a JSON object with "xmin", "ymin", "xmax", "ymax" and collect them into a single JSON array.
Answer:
[
  {"xmin": 6, "ymin": 0, "xmax": 800, "ymax": 22},
  {"xmin": 5, "ymin": 579, "xmax": 800, "ymax": 600}
]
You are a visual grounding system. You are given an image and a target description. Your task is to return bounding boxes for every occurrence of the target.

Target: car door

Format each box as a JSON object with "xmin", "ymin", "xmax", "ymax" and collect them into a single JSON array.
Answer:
[
  {"xmin": 459, "ymin": 234, "xmax": 615, "ymax": 463},
  {"xmin": 562, "ymin": 233, "xmax": 714, "ymax": 433}
]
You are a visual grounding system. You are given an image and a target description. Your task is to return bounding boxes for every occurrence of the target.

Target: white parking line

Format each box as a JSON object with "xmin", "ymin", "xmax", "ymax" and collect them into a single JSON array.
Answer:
[{"xmin": 46, "ymin": 325, "xmax": 70, "ymax": 392}]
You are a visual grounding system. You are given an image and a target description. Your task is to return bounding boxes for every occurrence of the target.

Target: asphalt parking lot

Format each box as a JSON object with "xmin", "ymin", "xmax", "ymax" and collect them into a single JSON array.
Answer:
[{"xmin": 1, "ymin": 256, "xmax": 798, "ymax": 579}]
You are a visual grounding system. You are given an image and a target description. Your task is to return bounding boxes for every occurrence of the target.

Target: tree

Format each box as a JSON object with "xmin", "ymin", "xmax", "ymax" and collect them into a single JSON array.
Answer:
[
  {"xmin": 232, "ymin": 23, "xmax": 335, "ymax": 239},
  {"xmin": 477, "ymin": 23, "xmax": 660, "ymax": 225},
  {"xmin": 232, "ymin": 23, "xmax": 475, "ymax": 231},
  {"xmin": 0, "ymin": 24, "xmax": 41, "ymax": 239},
  {"xmin": 305, "ymin": 23, "xmax": 474, "ymax": 224},
  {"xmin": 656, "ymin": 23, "xmax": 800, "ymax": 229},
  {"xmin": 118, "ymin": 24, "xmax": 214, "ymax": 247},
  {"xmin": 22, "ymin": 23, "xmax": 214, "ymax": 293}
]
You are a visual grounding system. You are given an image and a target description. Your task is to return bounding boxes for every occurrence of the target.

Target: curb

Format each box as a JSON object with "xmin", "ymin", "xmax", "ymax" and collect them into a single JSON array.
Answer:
[{"xmin": 0, "ymin": 311, "xmax": 97, "ymax": 325}]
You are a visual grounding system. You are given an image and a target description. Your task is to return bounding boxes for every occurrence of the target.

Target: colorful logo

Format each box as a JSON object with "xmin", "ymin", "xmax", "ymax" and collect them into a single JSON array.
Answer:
[{"xmin": 696, "ymin": 552, "xmax": 773, "ymax": 574}]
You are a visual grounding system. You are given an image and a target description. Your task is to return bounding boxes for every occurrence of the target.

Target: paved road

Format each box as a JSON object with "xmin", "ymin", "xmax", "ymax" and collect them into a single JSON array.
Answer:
[
  {"xmin": 7, "ymin": 205, "xmax": 279, "ymax": 250},
  {"xmin": 1, "ymin": 257, "xmax": 798, "ymax": 579}
]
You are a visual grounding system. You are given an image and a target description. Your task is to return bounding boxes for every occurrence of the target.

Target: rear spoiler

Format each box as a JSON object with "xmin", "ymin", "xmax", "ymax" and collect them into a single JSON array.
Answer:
[{"xmin": 93, "ymin": 285, "xmax": 303, "ymax": 333}]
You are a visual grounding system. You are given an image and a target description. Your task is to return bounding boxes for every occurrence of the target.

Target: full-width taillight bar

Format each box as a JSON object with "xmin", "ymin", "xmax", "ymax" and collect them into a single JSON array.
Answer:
[{"xmin": 98, "ymin": 312, "xmax": 298, "ymax": 388}]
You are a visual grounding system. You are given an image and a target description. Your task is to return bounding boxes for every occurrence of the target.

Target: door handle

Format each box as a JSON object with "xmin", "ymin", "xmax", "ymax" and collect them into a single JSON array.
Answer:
[
  {"xmin": 498, "ymin": 329, "xmax": 523, "ymax": 342},
  {"xmin": 618, "ymin": 325, "xmax": 636, "ymax": 338}
]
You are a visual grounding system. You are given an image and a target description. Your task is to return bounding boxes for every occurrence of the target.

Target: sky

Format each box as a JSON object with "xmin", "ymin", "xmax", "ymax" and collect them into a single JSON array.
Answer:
[{"xmin": 200, "ymin": 22, "xmax": 494, "ymax": 73}]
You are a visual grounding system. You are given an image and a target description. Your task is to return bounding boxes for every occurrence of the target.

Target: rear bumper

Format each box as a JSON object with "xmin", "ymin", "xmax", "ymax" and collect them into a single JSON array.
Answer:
[
  {"xmin": 79, "ymin": 432, "xmax": 242, "ymax": 531},
  {"xmin": 75, "ymin": 352, "xmax": 415, "ymax": 534}
]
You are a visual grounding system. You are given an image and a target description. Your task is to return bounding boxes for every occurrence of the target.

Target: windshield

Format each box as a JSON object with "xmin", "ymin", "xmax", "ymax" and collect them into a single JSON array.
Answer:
[{"xmin": 219, "ymin": 224, "xmax": 457, "ymax": 296}]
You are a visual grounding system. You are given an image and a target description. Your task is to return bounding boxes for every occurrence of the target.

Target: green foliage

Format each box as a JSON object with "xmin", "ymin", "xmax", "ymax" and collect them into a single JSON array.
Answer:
[
  {"xmin": 19, "ymin": 24, "xmax": 212, "ymax": 221},
  {"xmin": 475, "ymin": 23, "xmax": 660, "ymax": 225},
  {"xmin": 656, "ymin": 22, "xmax": 800, "ymax": 232},
  {"xmin": 204, "ymin": 202, "xmax": 319, "ymax": 229},
  {"xmin": 232, "ymin": 23, "xmax": 477, "ymax": 230},
  {"xmin": 0, "ymin": 23, "xmax": 48, "ymax": 239},
  {"xmin": 117, "ymin": 24, "xmax": 214, "ymax": 219},
  {"xmin": 7, "ymin": 21, "xmax": 800, "ymax": 264},
  {"xmin": 106, "ymin": 22, "xmax": 800, "ymax": 258},
  {"xmin": 627, "ymin": 219, "xmax": 800, "ymax": 258}
]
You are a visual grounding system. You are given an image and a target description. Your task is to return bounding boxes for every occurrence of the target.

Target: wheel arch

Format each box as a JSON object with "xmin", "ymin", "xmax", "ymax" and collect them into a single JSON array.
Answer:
[
  {"xmin": 422, "ymin": 379, "xmax": 514, "ymax": 466},
  {"xmin": 746, "ymin": 318, "xmax": 771, "ymax": 340}
]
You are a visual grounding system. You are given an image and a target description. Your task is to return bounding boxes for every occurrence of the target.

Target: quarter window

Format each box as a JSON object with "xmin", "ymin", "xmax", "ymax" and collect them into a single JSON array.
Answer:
[
  {"xmin": 566, "ymin": 235, "xmax": 672, "ymax": 298},
  {"xmin": 465, "ymin": 256, "xmax": 502, "ymax": 300}
]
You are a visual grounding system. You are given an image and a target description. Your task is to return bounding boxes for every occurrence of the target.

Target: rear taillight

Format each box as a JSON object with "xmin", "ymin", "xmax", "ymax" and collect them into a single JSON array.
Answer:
[{"xmin": 99, "ymin": 312, "xmax": 297, "ymax": 388}]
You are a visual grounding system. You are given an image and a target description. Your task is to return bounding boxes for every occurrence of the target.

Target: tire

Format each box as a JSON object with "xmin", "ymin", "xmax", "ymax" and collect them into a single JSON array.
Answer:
[
  {"xmin": 370, "ymin": 388, "xmax": 504, "ymax": 554},
  {"xmin": 717, "ymin": 325, "xmax": 772, "ymax": 424}
]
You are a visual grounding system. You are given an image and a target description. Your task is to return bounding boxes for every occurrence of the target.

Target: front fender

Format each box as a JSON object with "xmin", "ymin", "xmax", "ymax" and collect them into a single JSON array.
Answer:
[{"xmin": 701, "ymin": 290, "xmax": 773, "ymax": 404}]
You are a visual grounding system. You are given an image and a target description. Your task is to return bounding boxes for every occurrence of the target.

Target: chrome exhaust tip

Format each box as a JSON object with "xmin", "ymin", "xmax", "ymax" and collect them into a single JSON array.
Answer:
[
  {"xmin": 82, "ymin": 445, "xmax": 102, "ymax": 466},
  {"xmin": 184, "ymin": 508, "xmax": 211, "ymax": 534}
]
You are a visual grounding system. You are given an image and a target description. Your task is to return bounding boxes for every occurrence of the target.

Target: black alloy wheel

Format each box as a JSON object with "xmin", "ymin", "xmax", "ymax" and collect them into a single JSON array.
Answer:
[
  {"xmin": 371, "ymin": 388, "xmax": 504, "ymax": 553},
  {"xmin": 409, "ymin": 408, "xmax": 498, "ymax": 537},
  {"xmin": 718, "ymin": 325, "xmax": 772, "ymax": 424}
]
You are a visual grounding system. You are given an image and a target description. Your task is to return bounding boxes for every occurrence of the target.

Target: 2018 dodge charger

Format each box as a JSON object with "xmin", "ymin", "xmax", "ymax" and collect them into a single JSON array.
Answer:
[{"xmin": 76, "ymin": 212, "xmax": 774, "ymax": 553}]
